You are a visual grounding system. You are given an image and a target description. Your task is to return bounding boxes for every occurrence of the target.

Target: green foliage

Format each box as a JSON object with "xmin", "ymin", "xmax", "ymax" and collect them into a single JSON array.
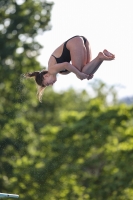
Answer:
[
  {"xmin": 1, "ymin": 1, "xmax": 133, "ymax": 199},
  {"xmin": 0, "ymin": 0, "xmax": 53, "ymax": 122},
  {"xmin": 1, "ymin": 84, "xmax": 133, "ymax": 199}
]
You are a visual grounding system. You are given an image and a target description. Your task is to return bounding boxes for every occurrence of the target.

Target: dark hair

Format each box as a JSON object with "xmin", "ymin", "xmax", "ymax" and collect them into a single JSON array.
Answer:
[{"xmin": 24, "ymin": 70, "xmax": 48, "ymax": 102}]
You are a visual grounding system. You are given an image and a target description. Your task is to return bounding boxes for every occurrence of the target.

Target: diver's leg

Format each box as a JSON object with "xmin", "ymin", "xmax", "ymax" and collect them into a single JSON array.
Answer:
[
  {"xmin": 68, "ymin": 37, "xmax": 87, "ymax": 71},
  {"xmin": 82, "ymin": 49, "xmax": 115, "ymax": 75}
]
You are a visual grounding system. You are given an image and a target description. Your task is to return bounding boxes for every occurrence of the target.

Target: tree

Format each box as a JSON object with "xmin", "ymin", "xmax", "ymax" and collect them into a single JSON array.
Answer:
[
  {"xmin": 29, "ymin": 99, "xmax": 133, "ymax": 200},
  {"xmin": 0, "ymin": 0, "xmax": 53, "ymax": 194},
  {"xmin": 1, "ymin": 75, "xmax": 133, "ymax": 200},
  {"xmin": 0, "ymin": 0, "xmax": 53, "ymax": 102}
]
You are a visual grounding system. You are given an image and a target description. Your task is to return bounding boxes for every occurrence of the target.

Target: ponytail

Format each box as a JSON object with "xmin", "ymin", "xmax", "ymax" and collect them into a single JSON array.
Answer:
[
  {"xmin": 25, "ymin": 71, "xmax": 40, "ymax": 78},
  {"xmin": 24, "ymin": 70, "xmax": 48, "ymax": 102}
]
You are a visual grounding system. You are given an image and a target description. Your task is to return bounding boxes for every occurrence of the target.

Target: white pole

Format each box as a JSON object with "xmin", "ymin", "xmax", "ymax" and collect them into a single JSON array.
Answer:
[{"xmin": 0, "ymin": 193, "xmax": 19, "ymax": 198}]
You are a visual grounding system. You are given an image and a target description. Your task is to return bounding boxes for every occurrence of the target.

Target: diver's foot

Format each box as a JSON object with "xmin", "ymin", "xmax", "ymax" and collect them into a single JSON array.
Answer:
[
  {"xmin": 98, "ymin": 50, "xmax": 115, "ymax": 61},
  {"xmin": 103, "ymin": 49, "xmax": 115, "ymax": 59}
]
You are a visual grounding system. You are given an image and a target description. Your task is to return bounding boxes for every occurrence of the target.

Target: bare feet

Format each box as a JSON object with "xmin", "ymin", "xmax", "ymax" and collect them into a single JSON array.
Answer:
[
  {"xmin": 98, "ymin": 50, "xmax": 115, "ymax": 61},
  {"xmin": 103, "ymin": 49, "xmax": 115, "ymax": 58}
]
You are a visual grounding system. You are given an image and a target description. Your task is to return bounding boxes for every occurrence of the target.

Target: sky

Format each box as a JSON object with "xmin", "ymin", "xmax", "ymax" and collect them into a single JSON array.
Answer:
[{"xmin": 37, "ymin": 0, "xmax": 133, "ymax": 99}]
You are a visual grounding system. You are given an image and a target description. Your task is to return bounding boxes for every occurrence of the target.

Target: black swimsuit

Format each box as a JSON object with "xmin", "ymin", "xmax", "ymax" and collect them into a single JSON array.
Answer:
[{"xmin": 52, "ymin": 35, "xmax": 87, "ymax": 73}]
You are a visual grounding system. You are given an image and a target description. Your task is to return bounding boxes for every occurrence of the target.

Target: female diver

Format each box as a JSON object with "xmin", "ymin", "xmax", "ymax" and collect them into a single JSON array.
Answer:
[{"xmin": 25, "ymin": 35, "xmax": 115, "ymax": 101}]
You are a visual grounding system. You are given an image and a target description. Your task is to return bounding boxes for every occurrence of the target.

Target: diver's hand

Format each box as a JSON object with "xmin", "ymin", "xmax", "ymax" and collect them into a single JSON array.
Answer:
[
  {"xmin": 76, "ymin": 72, "xmax": 89, "ymax": 80},
  {"xmin": 87, "ymin": 74, "xmax": 94, "ymax": 80}
]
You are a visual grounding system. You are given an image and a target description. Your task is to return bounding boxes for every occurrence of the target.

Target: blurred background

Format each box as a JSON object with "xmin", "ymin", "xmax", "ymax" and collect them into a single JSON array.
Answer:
[{"xmin": 0, "ymin": 0, "xmax": 133, "ymax": 200}]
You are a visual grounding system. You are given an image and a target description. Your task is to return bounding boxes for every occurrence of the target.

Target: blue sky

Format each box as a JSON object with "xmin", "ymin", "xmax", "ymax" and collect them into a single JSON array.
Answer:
[{"xmin": 37, "ymin": 0, "xmax": 133, "ymax": 99}]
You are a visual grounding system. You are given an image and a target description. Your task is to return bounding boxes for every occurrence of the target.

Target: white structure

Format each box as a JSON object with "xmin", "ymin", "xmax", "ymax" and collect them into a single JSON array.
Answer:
[{"xmin": 0, "ymin": 193, "xmax": 19, "ymax": 198}]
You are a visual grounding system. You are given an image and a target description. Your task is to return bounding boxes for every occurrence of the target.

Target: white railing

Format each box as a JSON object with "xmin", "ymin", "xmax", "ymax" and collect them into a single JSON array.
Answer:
[{"xmin": 0, "ymin": 193, "xmax": 19, "ymax": 198}]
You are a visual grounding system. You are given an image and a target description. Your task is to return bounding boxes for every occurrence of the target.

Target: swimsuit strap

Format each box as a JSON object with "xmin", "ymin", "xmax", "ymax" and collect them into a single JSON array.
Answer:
[{"xmin": 52, "ymin": 55, "xmax": 56, "ymax": 58}]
